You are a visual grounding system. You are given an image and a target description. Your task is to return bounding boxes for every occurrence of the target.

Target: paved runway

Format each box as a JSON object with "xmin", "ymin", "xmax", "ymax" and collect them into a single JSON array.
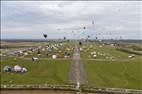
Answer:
[{"xmin": 69, "ymin": 45, "xmax": 87, "ymax": 85}]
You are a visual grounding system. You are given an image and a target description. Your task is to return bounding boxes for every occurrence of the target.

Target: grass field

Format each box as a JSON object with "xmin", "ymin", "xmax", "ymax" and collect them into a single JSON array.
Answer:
[
  {"xmin": 80, "ymin": 42, "xmax": 142, "ymax": 89},
  {"xmin": 80, "ymin": 42, "xmax": 133, "ymax": 59},
  {"xmin": 1, "ymin": 57, "xmax": 71, "ymax": 84},
  {"xmin": 83, "ymin": 58, "xmax": 142, "ymax": 89},
  {"xmin": 1, "ymin": 40, "xmax": 142, "ymax": 89}
]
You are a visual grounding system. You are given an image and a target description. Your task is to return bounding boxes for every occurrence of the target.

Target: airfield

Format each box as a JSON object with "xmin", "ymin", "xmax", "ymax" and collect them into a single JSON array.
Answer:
[{"xmin": 0, "ymin": 40, "xmax": 142, "ymax": 94}]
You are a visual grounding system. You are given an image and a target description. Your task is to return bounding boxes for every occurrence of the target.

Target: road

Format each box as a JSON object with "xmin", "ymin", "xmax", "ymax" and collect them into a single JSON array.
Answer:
[{"xmin": 69, "ymin": 44, "xmax": 87, "ymax": 86}]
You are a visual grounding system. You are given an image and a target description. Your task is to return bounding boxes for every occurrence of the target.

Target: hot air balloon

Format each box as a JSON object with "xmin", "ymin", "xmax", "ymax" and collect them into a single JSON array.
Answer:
[
  {"xmin": 92, "ymin": 20, "xmax": 94, "ymax": 24},
  {"xmin": 83, "ymin": 27, "xmax": 86, "ymax": 29},
  {"xmin": 79, "ymin": 41, "xmax": 82, "ymax": 46},
  {"xmin": 43, "ymin": 34, "xmax": 47, "ymax": 39},
  {"xmin": 120, "ymin": 36, "xmax": 122, "ymax": 40},
  {"xmin": 14, "ymin": 65, "xmax": 22, "ymax": 72},
  {"xmin": 64, "ymin": 37, "xmax": 66, "ymax": 40},
  {"xmin": 88, "ymin": 35, "xmax": 91, "ymax": 38}
]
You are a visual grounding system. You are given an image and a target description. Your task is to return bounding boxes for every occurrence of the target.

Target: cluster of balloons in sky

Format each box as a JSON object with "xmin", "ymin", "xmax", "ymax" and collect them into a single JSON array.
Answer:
[
  {"xmin": 43, "ymin": 19, "xmax": 95, "ymax": 40},
  {"xmin": 42, "ymin": 19, "xmax": 123, "ymax": 40}
]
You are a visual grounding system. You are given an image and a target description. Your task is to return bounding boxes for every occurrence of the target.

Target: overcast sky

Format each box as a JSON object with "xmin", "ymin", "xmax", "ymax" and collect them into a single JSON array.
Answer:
[{"xmin": 1, "ymin": 1, "xmax": 142, "ymax": 40}]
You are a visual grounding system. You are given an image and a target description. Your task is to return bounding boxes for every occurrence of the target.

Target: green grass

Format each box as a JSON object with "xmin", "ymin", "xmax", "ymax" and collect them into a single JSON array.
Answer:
[
  {"xmin": 18, "ymin": 42, "xmax": 73, "ymax": 58},
  {"xmin": 1, "ymin": 42, "xmax": 74, "ymax": 85},
  {"xmin": 80, "ymin": 43, "xmax": 131, "ymax": 59},
  {"xmin": 83, "ymin": 57, "xmax": 142, "ymax": 89},
  {"xmin": 1, "ymin": 58, "xmax": 71, "ymax": 85},
  {"xmin": 80, "ymin": 42, "xmax": 142, "ymax": 89},
  {"xmin": 1, "ymin": 41, "xmax": 142, "ymax": 90}
]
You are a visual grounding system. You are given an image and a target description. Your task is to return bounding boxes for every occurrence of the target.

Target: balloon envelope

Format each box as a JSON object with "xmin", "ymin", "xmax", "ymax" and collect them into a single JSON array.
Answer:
[
  {"xmin": 14, "ymin": 65, "xmax": 22, "ymax": 72},
  {"xmin": 52, "ymin": 55, "xmax": 57, "ymax": 59},
  {"xmin": 43, "ymin": 34, "xmax": 47, "ymax": 38},
  {"xmin": 83, "ymin": 27, "xmax": 86, "ymax": 29},
  {"xmin": 21, "ymin": 67, "xmax": 28, "ymax": 72},
  {"xmin": 64, "ymin": 37, "xmax": 66, "ymax": 40},
  {"xmin": 92, "ymin": 20, "xmax": 94, "ymax": 24},
  {"xmin": 88, "ymin": 35, "xmax": 90, "ymax": 38},
  {"xmin": 3, "ymin": 66, "xmax": 12, "ymax": 72}
]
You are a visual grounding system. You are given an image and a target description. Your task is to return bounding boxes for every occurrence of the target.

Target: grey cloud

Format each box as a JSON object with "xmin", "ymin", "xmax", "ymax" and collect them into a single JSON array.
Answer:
[{"xmin": 1, "ymin": 1, "xmax": 141, "ymax": 39}]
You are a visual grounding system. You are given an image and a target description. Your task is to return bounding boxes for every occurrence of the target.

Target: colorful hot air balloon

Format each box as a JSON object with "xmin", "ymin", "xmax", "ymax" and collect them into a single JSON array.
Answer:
[{"xmin": 14, "ymin": 65, "xmax": 22, "ymax": 72}]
